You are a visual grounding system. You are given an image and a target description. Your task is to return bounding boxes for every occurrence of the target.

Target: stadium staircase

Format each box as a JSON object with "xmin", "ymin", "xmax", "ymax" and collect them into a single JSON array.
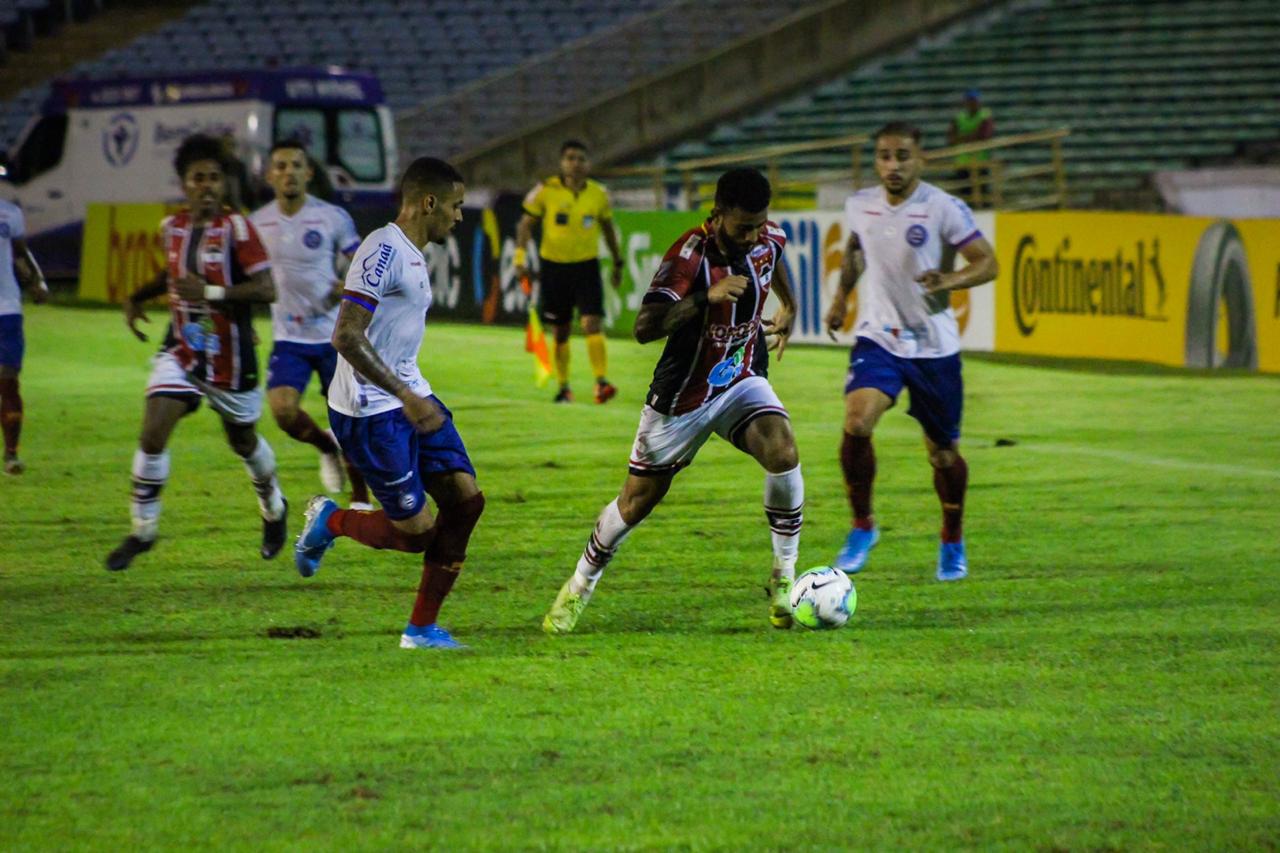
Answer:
[{"xmin": 639, "ymin": 0, "xmax": 1280, "ymax": 209}]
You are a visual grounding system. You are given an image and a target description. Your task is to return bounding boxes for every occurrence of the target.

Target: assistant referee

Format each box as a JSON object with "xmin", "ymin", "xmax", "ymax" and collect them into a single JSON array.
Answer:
[{"xmin": 515, "ymin": 139, "xmax": 623, "ymax": 404}]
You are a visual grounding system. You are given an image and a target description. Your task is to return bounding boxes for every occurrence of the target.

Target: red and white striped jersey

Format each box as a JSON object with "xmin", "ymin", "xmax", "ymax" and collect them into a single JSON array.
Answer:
[
  {"xmin": 160, "ymin": 209, "xmax": 271, "ymax": 391},
  {"xmin": 641, "ymin": 219, "xmax": 787, "ymax": 415}
]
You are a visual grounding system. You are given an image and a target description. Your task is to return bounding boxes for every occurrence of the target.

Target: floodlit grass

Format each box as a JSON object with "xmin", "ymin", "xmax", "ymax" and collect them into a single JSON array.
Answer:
[{"xmin": 2, "ymin": 306, "xmax": 1278, "ymax": 849}]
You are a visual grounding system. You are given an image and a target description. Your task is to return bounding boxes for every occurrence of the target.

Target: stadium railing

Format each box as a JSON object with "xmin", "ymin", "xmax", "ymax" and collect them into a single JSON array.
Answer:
[{"xmin": 599, "ymin": 127, "xmax": 1072, "ymax": 211}]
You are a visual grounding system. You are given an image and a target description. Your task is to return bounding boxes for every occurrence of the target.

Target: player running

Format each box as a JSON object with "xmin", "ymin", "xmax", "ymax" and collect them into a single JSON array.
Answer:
[
  {"xmin": 250, "ymin": 140, "xmax": 370, "ymax": 508},
  {"xmin": 0, "ymin": 197, "xmax": 49, "ymax": 475},
  {"xmin": 293, "ymin": 157, "xmax": 485, "ymax": 651},
  {"xmin": 107, "ymin": 134, "xmax": 288, "ymax": 571},
  {"xmin": 825, "ymin": 122, "xmax": 998, "ymax": 581},
  {"xmin": 542, "ymin": 168, "xmax": 804, "ymax": 633}
]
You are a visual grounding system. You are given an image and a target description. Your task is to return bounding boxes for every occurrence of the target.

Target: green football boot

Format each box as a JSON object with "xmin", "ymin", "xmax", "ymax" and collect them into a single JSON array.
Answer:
[
  {"xmin": 542, "ymin": 579, "xmax": 591, "ymax": 635},
  {"xmin": 767, "ymin": 571, "xmax": 794, "ymax": 630}
]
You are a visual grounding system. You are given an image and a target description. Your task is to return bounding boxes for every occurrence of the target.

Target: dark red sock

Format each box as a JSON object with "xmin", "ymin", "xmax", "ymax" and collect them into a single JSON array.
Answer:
[
  {"xmin": 410, "ymin": 492, "xmax": 485, "ymax": 626},
  {"xmin": 346, "ymin": 462, "xmax": 370, "ymax": 504},
  {"xmin": 326, "ymin": 508, "xmax": 434, "ymax": 552},
  {"xmin": 410, "ymin": 559, "xmax": 462, "ymax": 627},
  {"xmin": 840, "ymin": 432, "xmax": 876, "ymax": 528},
  {"xmin": 282, "ymin": 409, "xmax": 338, "ymax": 454},
  {"xmin": 933, "ymin": 455, "xmax": 968, "ymax": 543},
  {"xmin": 0, "ymin": 377, "xmax": 22, "ymax": 456}
]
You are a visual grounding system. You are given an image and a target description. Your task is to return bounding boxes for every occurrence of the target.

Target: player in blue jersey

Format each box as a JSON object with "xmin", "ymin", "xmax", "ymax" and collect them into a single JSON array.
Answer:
[
  {"xmin": 293, "ymin": 157, "xmax": 485, "ymax": 650},
  {"xmin": 0, "ymin": 198, "xmax": 49, "ymax": 475},
  {"xmin": 826, "ymin": 122, "xmax": 998, "ymax": 581}
]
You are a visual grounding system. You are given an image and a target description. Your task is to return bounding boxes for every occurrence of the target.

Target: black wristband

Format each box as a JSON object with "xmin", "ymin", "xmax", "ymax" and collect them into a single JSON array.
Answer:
[{"xmin": 692, "ymin": 290, "xmax": 709, "ymax": 307}]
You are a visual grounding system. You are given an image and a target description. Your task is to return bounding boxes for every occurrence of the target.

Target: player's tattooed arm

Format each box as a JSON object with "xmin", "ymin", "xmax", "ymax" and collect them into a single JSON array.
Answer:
[
  {"xmin": 916, "ymin": 236, "xmax": 998, "ymax": 293},
  {"xmin": 634, "ymin": 275, "xmax": 749, "ymax": 344},
  {"xmin": 12, "ymin": 238, "xmax": 48, "ymax": 304},
  {"xmin": 826, "ymin": 233, "xmax": 864, "ymax": 340},
  {"xmin": 331, "ymin": 300, "xmax": 445, "ymax": 433}
]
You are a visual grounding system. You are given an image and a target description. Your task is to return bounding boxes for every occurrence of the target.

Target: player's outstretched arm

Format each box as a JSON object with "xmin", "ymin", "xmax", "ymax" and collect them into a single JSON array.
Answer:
[
  {"xmin": 173, "ymin": 268, "xmax": 276, "ymax": 304},
  {"xmin": 123, "ymin": 270, "xmax": 168, "ymax": 342},
  {"xmin": 826, "ymin": 233, "xmax": 864, "ymax": 340},
  {"xmin": 331, "ymin": 299, "xmax": 444, "ymax": 433},
  {"xmin": 634, "ymin": 275, "xmax": 748, "ymax": 344},
  {"xmin": 915, "ymin": 236, "xmax": 998, "ymax": 293}
]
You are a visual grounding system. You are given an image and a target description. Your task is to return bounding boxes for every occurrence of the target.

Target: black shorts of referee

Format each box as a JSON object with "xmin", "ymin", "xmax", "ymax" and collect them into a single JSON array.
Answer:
[{"xmin": 539, "ymin": 259, "xmax": 603, "ymax": 325}]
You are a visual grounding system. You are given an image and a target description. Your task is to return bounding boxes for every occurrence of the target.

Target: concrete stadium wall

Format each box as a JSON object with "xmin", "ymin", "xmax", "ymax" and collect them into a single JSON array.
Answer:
[{"xmin": 456, "ymin": 0, "xmax": 995, "ymax": 189}]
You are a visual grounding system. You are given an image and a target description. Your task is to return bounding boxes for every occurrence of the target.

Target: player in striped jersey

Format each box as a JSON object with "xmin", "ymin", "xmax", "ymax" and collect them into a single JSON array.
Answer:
[
  {"xmin": 543, "ymin": 168, "xmax": 805, "ymax": 633},
  {"xmin": 107, "ymin": 135, "xmax": 288, "ymax": 571}
]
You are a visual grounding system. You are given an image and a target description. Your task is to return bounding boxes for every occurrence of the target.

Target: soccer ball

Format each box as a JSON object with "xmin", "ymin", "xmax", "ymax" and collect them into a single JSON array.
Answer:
[{"xmin": 789, "ymin": 566, "xmax": 856, "ymax": 630}]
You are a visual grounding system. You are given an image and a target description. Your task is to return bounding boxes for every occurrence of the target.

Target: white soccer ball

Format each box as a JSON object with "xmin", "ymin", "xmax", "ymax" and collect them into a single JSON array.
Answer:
[{"xmin": 789, "ymin": 566, "xmax": 856, "ymax": 630}]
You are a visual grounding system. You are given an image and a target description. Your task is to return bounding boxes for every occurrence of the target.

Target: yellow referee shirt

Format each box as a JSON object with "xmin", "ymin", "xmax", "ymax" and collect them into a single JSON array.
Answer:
[{"xmin": 523, "ymin": 176, "xmax": 612, "ymax": 264}]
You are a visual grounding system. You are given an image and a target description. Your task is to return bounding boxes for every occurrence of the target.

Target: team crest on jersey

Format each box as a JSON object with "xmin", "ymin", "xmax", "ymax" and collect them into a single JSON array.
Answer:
[
  {"xmin": 906, "ymin": 224, "xmax": 929, "ymax": 247},
  {"xmin": 303, "ymin": 229, "xmax": 323, "ymax": 249}
]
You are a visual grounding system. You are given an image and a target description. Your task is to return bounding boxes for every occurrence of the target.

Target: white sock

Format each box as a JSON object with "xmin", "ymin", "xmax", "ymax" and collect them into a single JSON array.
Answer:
[
  {"xmin": 570, "ymin": 499, "xmax": 636, "ymax": 596},
  {"xmin": 764, "ymin": 464, "xmax": 803, "ymax": 576},
  {"xmin": 130, "ymin": 449, "xmax": 169, "ymax": 541},
  {"xmin": 241, "ymin": 436, "xmax": 285, "ymax": 521}
]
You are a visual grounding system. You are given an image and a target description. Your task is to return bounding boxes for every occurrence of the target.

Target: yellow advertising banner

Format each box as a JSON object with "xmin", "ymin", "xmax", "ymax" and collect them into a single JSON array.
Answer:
[
  {"xmin": 995, "ymin": 212, "xmax": 1280, "ymax": 372},
  {"xmin": 79, "ymin": 203, "xmax": 175, "ymax": 304},
  {"xmin": 1233, "ymin": 220, "xmax": 1280, "ymax": 374}
]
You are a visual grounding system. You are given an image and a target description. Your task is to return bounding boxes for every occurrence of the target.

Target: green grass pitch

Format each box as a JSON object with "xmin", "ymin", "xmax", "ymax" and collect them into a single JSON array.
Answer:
[{"xmin": 2, "ymin": 306, "xmax": 1278, "ymax": 849}]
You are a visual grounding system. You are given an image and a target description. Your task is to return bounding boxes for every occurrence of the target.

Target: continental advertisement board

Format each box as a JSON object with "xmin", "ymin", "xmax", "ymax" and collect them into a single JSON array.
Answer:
[
  {"xmin": 996, "ymin": 212, "xmax": 1280, "ymax": 372},
  {"xmin": 78, "ymin": 201, "xmax": 1276, "ymax": 373}
]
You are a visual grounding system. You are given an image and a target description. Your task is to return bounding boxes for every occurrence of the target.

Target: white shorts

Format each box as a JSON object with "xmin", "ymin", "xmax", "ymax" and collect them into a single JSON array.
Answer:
[
  {"xmin": 145, "ymin": 351, "xmax": 263, "ymax": 425},
  {"xmin": 628, "ymin": 376, "xmax": 788, "ymax": 477}
]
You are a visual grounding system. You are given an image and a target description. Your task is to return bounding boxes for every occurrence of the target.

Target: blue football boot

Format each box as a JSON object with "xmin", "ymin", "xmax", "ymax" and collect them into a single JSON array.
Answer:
[
  {"xmin": 936, "ymin": 540, "xmax": 968, "ymax": 581},
  {"xmin": 294, "ymin": 495, "xmax": 338, "ymax": 578},
  {"xmin": 834, "ymin": 526, "xmax": 880, "ymax": 574},
  {"xmin": 399, "ymin": 623, "xmax": 468, "ymax": 650}
]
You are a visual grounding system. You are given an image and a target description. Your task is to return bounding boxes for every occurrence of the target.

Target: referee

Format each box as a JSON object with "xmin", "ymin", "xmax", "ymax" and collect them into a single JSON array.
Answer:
[{"xmin": 515, "ymin": 140, "xmax": 623, "ymax": 404}]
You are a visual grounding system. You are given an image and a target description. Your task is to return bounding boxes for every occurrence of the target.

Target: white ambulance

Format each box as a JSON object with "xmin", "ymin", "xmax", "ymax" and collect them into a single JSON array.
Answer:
[{"xmin": 0, "ymin": 68, "xmax": 398, "ymax": 277}]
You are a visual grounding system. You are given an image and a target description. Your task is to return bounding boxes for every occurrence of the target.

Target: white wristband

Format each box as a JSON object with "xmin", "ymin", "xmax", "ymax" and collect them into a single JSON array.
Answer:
[{"xmin": 203, "ymin": 285, "xmax": 227, "ymax": 301}]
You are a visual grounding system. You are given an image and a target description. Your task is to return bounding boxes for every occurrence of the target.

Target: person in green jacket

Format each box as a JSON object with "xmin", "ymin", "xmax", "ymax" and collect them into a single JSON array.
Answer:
[{"xmin": 947, "ymin": 89, "xmax": 995, "ymax": 205}]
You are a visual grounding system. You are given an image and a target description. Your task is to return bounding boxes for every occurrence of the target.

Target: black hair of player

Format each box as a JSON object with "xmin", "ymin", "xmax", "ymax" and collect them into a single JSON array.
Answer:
[
  {"xmin": 173, "ymin": 134, "xmax": 227, "ymax": 178},
  {"xmin": 714, "ymin": 167, "xmax": 771, "ymax": 214},
  {"xmin": 399, "ymin": 157, "xmax": 464, "ymax": 203},
  {"xmin": 268, "ymin": 138, "xmax": 310, "ymax": 158},
  {"xmin": 873, "ymin": 122, "xmax": 923, "ymax": 145},
  {"xmin": 560, "ymin": 139, "xmax": 588, "ymax": 155}
]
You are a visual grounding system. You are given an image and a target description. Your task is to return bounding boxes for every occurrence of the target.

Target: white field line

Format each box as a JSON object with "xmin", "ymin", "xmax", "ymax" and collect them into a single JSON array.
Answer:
[{"xmin": 1016, "ymin": 443, "xmax": 1280, "ymax": 481}]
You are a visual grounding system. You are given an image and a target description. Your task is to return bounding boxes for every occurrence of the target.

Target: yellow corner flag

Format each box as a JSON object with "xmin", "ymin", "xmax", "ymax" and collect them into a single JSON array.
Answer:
[{"xmin": 522, "ymin": 276, "xmax": 553, "ymax": 387}]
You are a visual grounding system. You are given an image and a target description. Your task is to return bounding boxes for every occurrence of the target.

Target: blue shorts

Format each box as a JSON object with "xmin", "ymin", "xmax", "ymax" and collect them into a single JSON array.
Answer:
[
  {"xmin": 267, "ymin": 341, "xmax": 338, "ymax": 395},
  {"xmin": 0, "ymin": 314, "xmax": 23, "ymax": 370},
  {"xmin": 328, "ymin": 396, "xmax": 476, "ymax": 521},
  {"xmin": 845, "ymin": 338, "xmax": 963, "ymax": 446}
]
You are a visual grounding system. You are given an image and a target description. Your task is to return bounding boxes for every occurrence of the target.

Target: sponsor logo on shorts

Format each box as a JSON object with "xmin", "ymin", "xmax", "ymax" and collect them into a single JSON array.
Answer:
[
  {"xmin": 303, "ymin": 229, "xmax": 323, "ymax": 249},
  {"xmin": 906, "ymin": 224, "xmax": 928, "ymax": 247}
]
